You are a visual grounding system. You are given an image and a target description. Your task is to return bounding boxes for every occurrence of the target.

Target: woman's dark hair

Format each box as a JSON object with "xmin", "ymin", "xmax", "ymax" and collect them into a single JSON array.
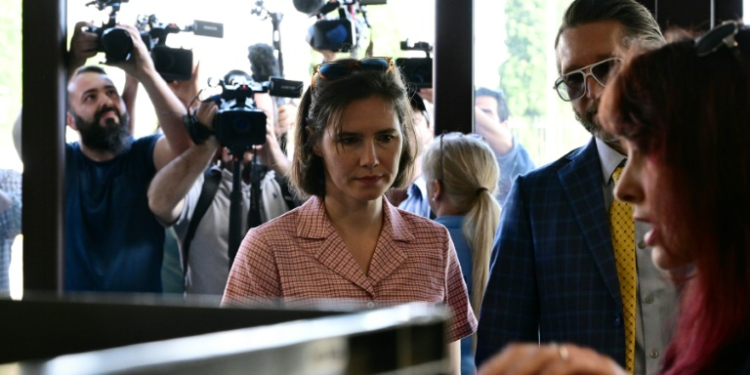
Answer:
[
  {"xmin": 290, "ymin": 60, "xmax": 416, "ymax": 198},
  {"xmin": 600, "ymin": 27, "xmax": 750, "ymax": 375}
]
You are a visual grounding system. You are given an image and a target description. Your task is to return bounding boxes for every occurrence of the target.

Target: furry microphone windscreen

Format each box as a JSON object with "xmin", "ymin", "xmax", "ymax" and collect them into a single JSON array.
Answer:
[{"xmin": 248, "ymin": 43, "xmax": 280, "ymax": 82}]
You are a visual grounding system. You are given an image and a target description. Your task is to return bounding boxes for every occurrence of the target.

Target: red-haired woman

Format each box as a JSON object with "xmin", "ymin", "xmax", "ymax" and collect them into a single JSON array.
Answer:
[{"xmin": 477, "ymin": 21, "xmax": 750, "ymax": 375}]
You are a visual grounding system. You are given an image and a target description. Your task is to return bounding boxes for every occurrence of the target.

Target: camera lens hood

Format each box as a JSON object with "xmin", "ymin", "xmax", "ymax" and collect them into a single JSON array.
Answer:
[{"xmin": 101, "ymin": 28, "xmax": 133, "ymax": 62}]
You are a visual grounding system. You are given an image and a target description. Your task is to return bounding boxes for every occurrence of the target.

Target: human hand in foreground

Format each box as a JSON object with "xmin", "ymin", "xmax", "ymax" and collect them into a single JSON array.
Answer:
[{"xmin": 478, "ymin": 343, "xmax": 627, "ymax": 375}]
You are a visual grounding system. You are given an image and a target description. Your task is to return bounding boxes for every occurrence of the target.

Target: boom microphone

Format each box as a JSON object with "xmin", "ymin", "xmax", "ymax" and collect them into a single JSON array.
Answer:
[{"xmin": 248, "ymin": 43, "xmax": 280, "ymax": 82}]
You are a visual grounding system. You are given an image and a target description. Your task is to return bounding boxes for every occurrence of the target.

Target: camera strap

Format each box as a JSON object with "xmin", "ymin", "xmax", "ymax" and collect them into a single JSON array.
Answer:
[
  {"xmin": 246, "ymin": 161, "xmax": 265, "ymax": 230},
  {"xmin": 182, "ymin": 167, "xmax": 222, "ymax": 278},
  {"xmin": 184, "ymin": 113, "xmax": 214, "ymax": 145}
]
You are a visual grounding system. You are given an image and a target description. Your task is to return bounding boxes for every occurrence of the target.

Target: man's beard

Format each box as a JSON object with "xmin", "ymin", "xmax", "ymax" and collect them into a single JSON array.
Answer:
[
  {"xmin": 75, "ymin": 107, "xmax": 131, "ymax": 154},
  {"xmin": 575, "ymin": 100, "xmax": 618, "ymax": 143}
]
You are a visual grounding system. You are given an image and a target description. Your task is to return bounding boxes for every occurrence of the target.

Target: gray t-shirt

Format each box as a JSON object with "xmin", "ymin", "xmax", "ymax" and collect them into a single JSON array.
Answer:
[{"xmin": 172, "ymin": 167, "xmax": 292, "ymax": 295}]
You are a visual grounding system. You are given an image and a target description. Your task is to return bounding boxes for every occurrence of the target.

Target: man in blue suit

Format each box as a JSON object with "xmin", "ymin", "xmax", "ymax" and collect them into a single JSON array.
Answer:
[{"xmin": 476, "ymin": 1, "xmax": 677, "ymax": 374}]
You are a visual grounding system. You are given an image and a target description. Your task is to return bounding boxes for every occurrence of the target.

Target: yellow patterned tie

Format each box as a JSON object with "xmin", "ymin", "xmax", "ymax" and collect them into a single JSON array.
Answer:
[{"xmin": 610, "ymin": 167, "xmax": 636, "ymax": 374}]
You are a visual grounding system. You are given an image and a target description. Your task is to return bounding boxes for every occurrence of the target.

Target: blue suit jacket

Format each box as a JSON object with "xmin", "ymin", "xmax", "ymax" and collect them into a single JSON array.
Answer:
[{"xmin": 476, "ymin": 138, "xmax": 626, "ymax": 367}]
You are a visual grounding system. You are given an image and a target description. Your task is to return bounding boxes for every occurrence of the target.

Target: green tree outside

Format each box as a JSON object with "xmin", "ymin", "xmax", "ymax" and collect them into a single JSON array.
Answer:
[{"xmin": 500, "ymin": 0, "xmax": 547, "ymax": 119}]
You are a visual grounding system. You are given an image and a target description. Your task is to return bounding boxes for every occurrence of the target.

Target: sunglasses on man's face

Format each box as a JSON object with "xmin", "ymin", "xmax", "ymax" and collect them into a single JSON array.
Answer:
[
  {"xmin": 311, "ymin": 58, "xmax": 395, "ymax": 88},
  {"xmin": 553, "ymin": 57, "xmax": 623, "ymax": 102}
]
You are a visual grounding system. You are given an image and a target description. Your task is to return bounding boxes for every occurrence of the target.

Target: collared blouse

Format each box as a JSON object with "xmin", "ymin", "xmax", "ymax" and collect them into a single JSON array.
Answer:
[{"xmin": 223, "ymin": 195, "xmax": 477, "ymax": 342}]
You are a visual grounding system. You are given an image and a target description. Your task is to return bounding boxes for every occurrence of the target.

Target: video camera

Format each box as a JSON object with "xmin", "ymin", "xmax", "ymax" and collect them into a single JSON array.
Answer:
[
  {"xmin": 84, "ymin": 0, "xmax": 223, "ymax": 81},
  {"xmin": 204, "ymin": 72, "xmax": 303, "ymax": 154},
  {"xmin": 84, "ymin": 0, "xmax": 146, "ymax": 62},
  {"xmin": 295, "ymin": 0, "xmax": 386, "ymax": 53},
  {"xmin": 136, "ymin": 14, "xmax": 223, "ymax": 81},
  {"xmin": 396, "ymin": 40, "xmax": 433, "ymax": 89}
]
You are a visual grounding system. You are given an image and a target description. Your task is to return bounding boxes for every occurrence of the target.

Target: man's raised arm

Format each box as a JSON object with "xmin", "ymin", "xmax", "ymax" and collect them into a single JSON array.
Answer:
[
  {"xmin": 108, "ymin": 24, "xmax": 192, "ymax": 170},
  {"xmin": 148, "ymin": 101, "xmax": 218, "ymax": 223}
]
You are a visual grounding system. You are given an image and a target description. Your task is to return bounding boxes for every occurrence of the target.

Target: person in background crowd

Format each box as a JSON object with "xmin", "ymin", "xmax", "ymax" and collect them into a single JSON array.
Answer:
[
  {"xmin": 474, "ymin": 88, "xmax": 535, "ymax": 204},
  {"xmin": 423, "ymin": 132, "xmax": 501, "ymax": 375},
  {"xmin": 414, "ymin": 87, "xmax": 535, "ymax": 206},
  {"xmin": 148, "ymin": 70, "xmax": 296, "ymax": 296},
  {"xmin": 478, "ymin": 20, "xmax": 750, "ymax": 375},
  {"xmin": 386, "ymin": 90, "xmax": 435, "ymax": 218}
]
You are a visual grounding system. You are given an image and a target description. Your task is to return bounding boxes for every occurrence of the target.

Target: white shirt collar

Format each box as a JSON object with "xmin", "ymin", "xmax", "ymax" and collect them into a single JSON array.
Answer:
[
  {"xmin": 595, "ymin": 137, "xmax": 626, "ymax": 184},
  {"xmin": 409, "ymin": 174, "xmax": 428, "ymax": 198}
]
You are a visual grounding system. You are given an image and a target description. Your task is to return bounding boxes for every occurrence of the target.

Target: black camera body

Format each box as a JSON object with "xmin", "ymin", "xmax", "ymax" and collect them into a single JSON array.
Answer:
[
  {"xmin": 85, "ymin": 0, "xmax": 150, "ymax": 63},
  {"xmin": 86, "ymin": 17, "xmax": 190, "ymax": 80},
  {"xmin": 136, "ymin": 15, "xmax": 193, "ymax": 81},
  {"xmin": 299, "ymin": 0, "xmax": 385, "ymax": 53},
  {"xmin": 312, "ymin": 8, "xmax": 355, "ymax": 52},
  {"xmin": 212, "ymin": 75, "xmax": 303, "ymax": 155},
  {"xmin": 86, "ymin": 26, "xmax": 150, "ymax": 63},
  {"xmin": 85, "ymin": 0, "xmax": 223, "ymax": 81},
  {"xmin": 396, "ymin": 40, "xmax": 433, "ymax": 89},
  {"xmin": 215, "ymin": 77, "xmax": 268, "ymax": 152},
  {"xmin": 150, "ymin": 45, "xmax": 193, "ymax": 82}
]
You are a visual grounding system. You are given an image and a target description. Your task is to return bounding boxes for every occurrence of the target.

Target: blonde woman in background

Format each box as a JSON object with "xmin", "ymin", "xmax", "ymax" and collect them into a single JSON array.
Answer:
[{"xmin": 422, "ymin": 133, "xmax": 501, "ymax": 375}]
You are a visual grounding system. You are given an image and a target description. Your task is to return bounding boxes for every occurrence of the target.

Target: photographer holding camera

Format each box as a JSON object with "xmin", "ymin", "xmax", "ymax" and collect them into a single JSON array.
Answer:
[
  {"xmin": 474, "ymin": 87, "xmax": 535, "ymax": 204},
  {"xmin": 148, "ymin": 82, "xmax": 297, "ymax": 296},
  {"xmin": 63, "ymin": 21, "xmax": 192, "ymax": 293}
]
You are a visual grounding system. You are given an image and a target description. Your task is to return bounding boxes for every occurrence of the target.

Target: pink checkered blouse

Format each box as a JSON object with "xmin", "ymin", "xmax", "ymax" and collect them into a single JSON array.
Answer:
[{"xmin": 222, "ymin": 195, "xmax": 477, "ymax": 342}]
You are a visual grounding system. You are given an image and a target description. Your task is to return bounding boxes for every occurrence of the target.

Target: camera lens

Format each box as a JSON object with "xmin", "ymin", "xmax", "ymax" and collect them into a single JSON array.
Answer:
[
  {"xmin": 233, "ymin": 117, "xmax": 251, "ymax": 132},
  {"xmin": 101, "ymin": 28, "xmax": 133, "ymax": 62}
]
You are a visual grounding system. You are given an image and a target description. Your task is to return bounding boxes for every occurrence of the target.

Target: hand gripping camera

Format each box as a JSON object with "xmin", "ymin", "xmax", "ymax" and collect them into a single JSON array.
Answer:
[
  {"xmin": 84, "ymin": 0, "xmax": 149, "ymax": 62},
  {"xmin": 84, "ymin": 0, "xmax": 223, "ymax": 81}
]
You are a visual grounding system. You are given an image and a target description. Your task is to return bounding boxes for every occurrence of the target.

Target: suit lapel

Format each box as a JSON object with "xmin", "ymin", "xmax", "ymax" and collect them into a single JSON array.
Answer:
[{"xmin": 558, "ymin": 138, "xmax": 622, "ymax": 303}]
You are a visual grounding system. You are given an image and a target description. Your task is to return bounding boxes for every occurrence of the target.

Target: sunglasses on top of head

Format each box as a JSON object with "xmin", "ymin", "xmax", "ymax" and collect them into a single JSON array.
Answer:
[
  {"xmin": 553, "ymin": 57, "xmax": 623, "ymax": 102},
  {"xmin": 695, "ymin": 20, "xmax": 746, "ymax": 61},
  {"xmin": 311, "ymin": 57, "xmax": 395, "ymax": 88}
]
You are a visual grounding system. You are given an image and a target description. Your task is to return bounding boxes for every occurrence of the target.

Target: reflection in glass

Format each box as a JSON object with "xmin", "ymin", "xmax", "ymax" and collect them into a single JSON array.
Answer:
[
  {"xmin": 6, "ymin": 0, "xmax": 442, "ymax": 297},
  {"xmin": 475, "ymin": 0, "xmax": 588, "ymax": 167},
  {"xmin": 0, "ymin": 0, "xmax": 22, "ymax": 300}
]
